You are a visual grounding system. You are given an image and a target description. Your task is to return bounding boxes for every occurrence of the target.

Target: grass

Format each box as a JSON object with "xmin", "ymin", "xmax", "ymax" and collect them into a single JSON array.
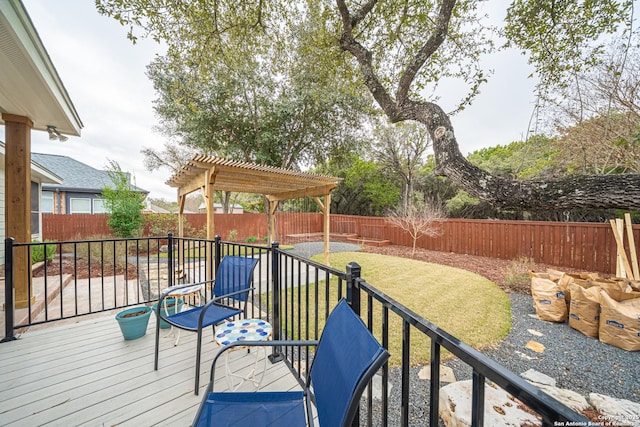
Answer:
[{"xmin": 283, "ymin": 251, "xmax": 511, "ymax": 366}]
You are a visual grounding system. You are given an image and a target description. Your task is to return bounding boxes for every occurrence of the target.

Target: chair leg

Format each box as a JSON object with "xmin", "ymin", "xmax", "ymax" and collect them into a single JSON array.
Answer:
[
  {"xmin": 195, "ymin": 328, "xmax": 203, "ymax": 395},
  {"xmin": 154, "ymin": 310, "xmax": 161, "ymax": 371}
]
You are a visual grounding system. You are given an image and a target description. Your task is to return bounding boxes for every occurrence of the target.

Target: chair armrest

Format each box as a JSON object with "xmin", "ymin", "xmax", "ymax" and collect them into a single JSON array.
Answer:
[
  {"xmin": 196, "ymin": 287, "xmax": 255, "ymax": 327},
  {"xmin": 208, "ymin": 340, "xmax": 319, "ymax": 391},
  {"xmin": 159, "ymin": 280, "xmax": 213, "ymax": 300}
]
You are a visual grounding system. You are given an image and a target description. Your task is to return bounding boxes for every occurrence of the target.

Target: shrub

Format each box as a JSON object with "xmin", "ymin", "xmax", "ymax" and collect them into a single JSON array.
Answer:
[
  {"xmin": 505, "ymin": 257, "xmax": 535, "ymax": 288},
  {"xmin": 228, "ymin": 229, "xmax": 238, "ymax": 242},
  {"xmin": 31, "ymin": 240, "xmax": 57, "ymax": 264},
  {"xmin": 246, "ymin": 236, "xmax": 258, "ymax": 243}
]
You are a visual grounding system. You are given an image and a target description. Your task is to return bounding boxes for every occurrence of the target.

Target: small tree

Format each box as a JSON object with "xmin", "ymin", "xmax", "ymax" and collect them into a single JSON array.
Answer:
[
  {"xmin": 386, "ymin": 198, "xmax": 446, "ymax": 257},
  {"xmin": 102, "ymin": 160, "xmax": 145, "ymax": 238}
]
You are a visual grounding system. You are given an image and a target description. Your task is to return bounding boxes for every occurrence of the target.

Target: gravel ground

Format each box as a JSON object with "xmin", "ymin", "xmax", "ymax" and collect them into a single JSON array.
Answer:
[
  {"xmin": 286, "ymin": 241, "xmax": 362, "ymax": 258},
  {"xmin": 366, "ymin": 293, "xmax": 639, "ymax": 426},
  {"xmin": 445, "ymin": 293, "xmax": 640, "ymax": 404}
]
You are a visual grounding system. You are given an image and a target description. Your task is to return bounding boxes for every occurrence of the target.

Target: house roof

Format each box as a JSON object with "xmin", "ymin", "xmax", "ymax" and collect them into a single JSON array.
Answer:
[
  {"xmin": 0, "ymin": 0, "xmax": 82, "ymax": 136},
  {"xmin": 0, "ymin": 141, "xmax": 61, "ymax": 184},
  {"xmin": 31, "ymin": 152, "xmax": 148, "ymax": 194}
]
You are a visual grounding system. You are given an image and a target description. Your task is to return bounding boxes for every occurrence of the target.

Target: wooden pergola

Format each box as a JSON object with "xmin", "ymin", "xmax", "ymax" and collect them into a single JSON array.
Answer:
[{"xmin": 166, "ymin": 155, "xmax": 342, "ymax": 265}]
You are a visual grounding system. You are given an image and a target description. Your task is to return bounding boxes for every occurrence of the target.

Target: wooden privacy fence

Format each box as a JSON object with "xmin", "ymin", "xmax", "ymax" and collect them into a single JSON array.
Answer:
[{"xmin": 42, "ymin": 213, "xmax": 638, "ymax": 275}]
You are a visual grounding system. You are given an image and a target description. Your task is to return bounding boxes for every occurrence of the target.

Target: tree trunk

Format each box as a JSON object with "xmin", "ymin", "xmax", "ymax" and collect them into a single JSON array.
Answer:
[{"xmin": 401, "ymin": 99, "xmax": 640, "ymax": 211}]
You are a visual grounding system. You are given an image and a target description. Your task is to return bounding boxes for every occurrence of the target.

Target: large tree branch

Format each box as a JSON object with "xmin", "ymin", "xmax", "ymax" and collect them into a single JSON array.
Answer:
[
  {"xmin": 337, "ymin": 0, "xmax": 401, "ymax": 120},
  {"xmin": 337, "ymin": 0, "xmax": 640, "ymax": 211},
  {"xmin": 396, "ymin": 0, "xmax": 456, "ymax": 103},
  {"xmin": 401, "ymin": 99, "xmax": 640, "ymax": 210}
]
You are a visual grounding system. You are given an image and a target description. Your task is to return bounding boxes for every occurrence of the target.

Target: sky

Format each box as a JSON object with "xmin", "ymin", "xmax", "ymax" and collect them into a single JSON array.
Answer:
[{"xmin": 5, "ymin": 0, "xmax": 537, "ymax": 201}]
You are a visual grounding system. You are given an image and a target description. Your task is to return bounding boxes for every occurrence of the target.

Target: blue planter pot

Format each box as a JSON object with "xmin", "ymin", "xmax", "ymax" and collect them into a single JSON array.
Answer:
[
  {"xmin": 116, "ymin": 306, "xmax": 152, "ymax": 340},
  {"xmin": 152, "ymin": 298, "xmax": 184, "ymax": 329}
]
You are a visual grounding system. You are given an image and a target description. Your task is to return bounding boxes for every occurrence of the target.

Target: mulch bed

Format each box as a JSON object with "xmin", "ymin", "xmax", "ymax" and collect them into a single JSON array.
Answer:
[{"xmin": 31, "ymin": 254, "xmax": 138, "ymax": 280}]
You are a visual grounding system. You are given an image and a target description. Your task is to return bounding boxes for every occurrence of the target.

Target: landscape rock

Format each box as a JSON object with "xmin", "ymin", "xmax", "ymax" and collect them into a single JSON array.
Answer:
[
  {"xmin": 370, "ymin": 373, "xmax": 393, "ymax": 400},
  {"xmin": 532, "ymin": 383, "xmax": 591, "ymax": 412},
  {"xmin": 439, "ymin": 380, "xmax": 540, "ymax": 427},
  {"xmin": 525, "ymin": 340, "xmax": 546, "ymax": 353},
  {"xmin": 521, "ymin": 369, "xmax": 556, "ymax": 387},
  {"xmin": 589, "ymin": 393, "xmax": 640, "ymax": 427},
  {"xmin": 418, "ymin": 364, "xmax": 457, "ymax": 383}
]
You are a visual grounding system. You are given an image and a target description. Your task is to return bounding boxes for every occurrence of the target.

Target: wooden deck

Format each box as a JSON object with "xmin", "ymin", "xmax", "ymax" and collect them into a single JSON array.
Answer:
[{"xmin": 0, "ymin": 312, "xmax": 301, "ymax": 426}]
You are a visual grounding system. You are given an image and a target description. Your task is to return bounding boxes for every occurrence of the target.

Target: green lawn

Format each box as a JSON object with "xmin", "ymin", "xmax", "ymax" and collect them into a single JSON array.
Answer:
[{"xmin": 301, "ymin": 252, "xmax": 512, "ymax": 366}]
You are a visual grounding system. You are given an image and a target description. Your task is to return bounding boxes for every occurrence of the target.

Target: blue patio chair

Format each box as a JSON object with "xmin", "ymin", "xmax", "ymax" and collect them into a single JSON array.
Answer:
[
  {"xmin": 192, "ymin": 299, "xmax": 390, "ymax": 427},
  {"xmin": 154, "ymin": 255, "xmax": 259, "ymax": 395}
]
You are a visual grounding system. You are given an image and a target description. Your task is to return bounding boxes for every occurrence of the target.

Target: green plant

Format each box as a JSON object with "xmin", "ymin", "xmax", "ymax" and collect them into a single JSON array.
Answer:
[
  {"xmin": 102, "ymin": 160, "xmax": 145, "ymax": 238},
  {"xmin": 246, "ymin": 236, "xmax": 257, "ymax": 243},
  {"xmin": 228, "ymin": 229, "xmax": 238, "ymax": 242},
  {"xmin": 31, "ymin": 240, "xmax": 57, "ymax": 264}
]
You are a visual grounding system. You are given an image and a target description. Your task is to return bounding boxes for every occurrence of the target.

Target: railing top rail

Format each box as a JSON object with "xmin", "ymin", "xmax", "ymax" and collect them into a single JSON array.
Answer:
[{"xmin": 358, "ymin": 279, "xmax": 590, "ymax": 423}]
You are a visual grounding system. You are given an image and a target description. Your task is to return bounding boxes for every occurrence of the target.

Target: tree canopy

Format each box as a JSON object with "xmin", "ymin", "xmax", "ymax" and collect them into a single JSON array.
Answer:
[{"xmin": 97, "ymin": 0, "xmax": 640, "ymax": 210}]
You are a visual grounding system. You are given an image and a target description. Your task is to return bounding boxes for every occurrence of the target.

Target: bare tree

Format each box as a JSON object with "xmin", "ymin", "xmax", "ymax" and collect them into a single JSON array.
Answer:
[{"xmin": 386, "ymin": 198, "xmax": 446, "ymax": 257}]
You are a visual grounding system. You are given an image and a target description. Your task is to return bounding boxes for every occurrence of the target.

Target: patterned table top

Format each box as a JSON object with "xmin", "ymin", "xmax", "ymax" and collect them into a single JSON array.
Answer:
[
  {"xmin": 215, "ymin": 319, "xmax": 272, "ymax": 346},
  {"xmin": 163, "ymin": 284, "xmax": 203, "ymax": 297}
]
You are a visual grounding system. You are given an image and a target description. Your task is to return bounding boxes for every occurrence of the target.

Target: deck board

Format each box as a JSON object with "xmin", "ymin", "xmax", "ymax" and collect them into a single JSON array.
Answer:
[{"xmin": 0, "ymin": 312, "xmax": 302, "ymax": 426}]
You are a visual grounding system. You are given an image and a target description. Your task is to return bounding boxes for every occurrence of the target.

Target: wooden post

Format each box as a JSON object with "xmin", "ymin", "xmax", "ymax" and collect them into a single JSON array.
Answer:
[
  {"xmin": 610, "ymin": 219, "xmax": 633, "ymax": 279},
  {"xmin": 205, "ymin": 170, "xmax": 215, "ymax": 282},
  {"xmin": 3, "ymin": 113, "xmax": 34, "ymax": 308},
  {"xmin": 624, "ymin": 213, "xmax": 639, "ymax": 280}
]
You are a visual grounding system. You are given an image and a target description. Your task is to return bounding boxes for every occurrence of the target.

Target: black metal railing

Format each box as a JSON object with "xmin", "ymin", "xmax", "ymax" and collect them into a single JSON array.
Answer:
[
  {"xmin": 2, "ymin": 235, "xmax": 588, "ymax": 426},
  {"xmin": 266, "ymin": 247, "xmax": 589, "ymax": 427}
]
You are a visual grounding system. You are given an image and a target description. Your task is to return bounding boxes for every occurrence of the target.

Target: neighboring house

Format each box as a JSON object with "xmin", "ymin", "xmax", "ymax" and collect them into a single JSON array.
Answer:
[
  {"xmin": 31, "ymin": 153, "xmax": 148, "ymax": 214},
  {"xmin": 0, "ymin": 142, "xmax": 62, "ymax": 263},
  {"xmin": 198, "ymin": 202, "xmax": 244, "ymax": 214}
]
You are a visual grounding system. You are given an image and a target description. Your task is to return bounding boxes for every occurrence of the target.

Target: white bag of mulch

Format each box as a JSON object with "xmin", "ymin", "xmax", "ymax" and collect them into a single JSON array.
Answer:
[
  {"xmin": 568, "ymin": 283, "xmax": 600, "ymax": 338},
  {"xmin": 598, "ymin": 290, "xmax": 640, "ymax": 351},
  {"xmin": 530, "ymin": 272, "xmax": 567, "ymax": 322}
]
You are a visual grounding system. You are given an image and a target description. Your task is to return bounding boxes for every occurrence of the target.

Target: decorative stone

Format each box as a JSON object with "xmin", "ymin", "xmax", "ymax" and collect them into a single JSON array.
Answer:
[
  {"xmin": 418, "ymin": 365, "xmax": 457, "ymax": 383},
  {"xmin": 514, "ymin": 351, "xmax": 535, "ymax": 360},
  {"xmin": 527, "ymin": 329, "xmax": 544, "ymax": 337},
  {"xmin": 589, "ymin": 393, "xmax": 640, "ymax": 427},
  {"xmin": 525, "ymin": 340, "xmax": 545, "ymax": 353},
  {"xmin": 534, "ymin": 384, "xmax": 590, "ymax": 412},
  {"xmin": 439, "ymin": 380, "xmax": 540, "ymax": 427},
  {"xmin": 370, "ymin": 373, "xmax": 393, "ymax": 400},
  {"xmin": 521, "ymin": 369, "xmax": 556, "ymax": 387}
]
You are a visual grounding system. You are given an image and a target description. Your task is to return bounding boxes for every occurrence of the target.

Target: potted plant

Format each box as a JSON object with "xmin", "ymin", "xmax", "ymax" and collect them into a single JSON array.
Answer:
[
  {"xmin": 152, "ymin": 297, "xmax": 184, "ymax": 329},
  {"xmin": 115, "ymin": 306, "xmax": 152, "ymax": 340}
]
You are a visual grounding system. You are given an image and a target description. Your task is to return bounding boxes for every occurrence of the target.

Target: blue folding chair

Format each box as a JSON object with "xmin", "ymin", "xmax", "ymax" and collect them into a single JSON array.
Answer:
[
  {"xmin": 154, "ymin": 255, "xmax": 259, "ymax": 395},
  {"xmin": 192, "ymin": 299, "xmax": 390, "ymax": 426}
]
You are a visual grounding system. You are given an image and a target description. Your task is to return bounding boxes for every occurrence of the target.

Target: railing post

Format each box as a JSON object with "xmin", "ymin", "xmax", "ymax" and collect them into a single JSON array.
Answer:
[
  {"xmin": 2, "ymin": 238, "xmax": 16, "ymax": 343},
  {"xmin": 167, "ymin": 233, "xmax": 173, "ymax": 289},
  {"xmin": 346, "ymin": 262, "xmax": 362, "ymax": 427},
  {"xmin": 214, "ymin": 235, "xmax": 222, "ymax": 273},
  {"xmin": 346, "ymin": 262, "xmax": 361, "ymax": 316},
  {"xmin": 268, "ymin": 241, "xmax": 284, "ymax": 363}
]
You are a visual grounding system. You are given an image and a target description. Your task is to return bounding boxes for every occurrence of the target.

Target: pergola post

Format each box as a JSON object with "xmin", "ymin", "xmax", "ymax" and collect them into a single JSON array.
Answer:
[
  {"xmin": 3, "ymin": 113, "xmax": 34, "ymax": 308},
  {"xmin": 205, "ymin": 170, "xmax": 215, "ymax": 281},
  {"xmin": 313, "ymin": 194, "xmax": 331, "ymax": 265}
]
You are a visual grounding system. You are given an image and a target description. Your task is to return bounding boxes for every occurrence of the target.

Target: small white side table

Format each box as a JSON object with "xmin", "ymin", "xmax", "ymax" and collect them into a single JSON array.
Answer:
[
  {"xmin": 215, "ymin": 319, "xmax": 273, "ymax": 390},
  {"xmin": 161, "ymin": 284, "xmax": 204, "ymax": 345}
]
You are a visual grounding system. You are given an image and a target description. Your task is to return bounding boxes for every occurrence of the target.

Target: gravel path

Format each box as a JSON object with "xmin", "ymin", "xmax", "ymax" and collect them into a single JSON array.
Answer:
[
  {"xmin": 445, "ymin": 293, "xmax": 640, "ymax": 403},
  {"xmin": 286, "ymin": 241, "xmax": 362, "ymax": 258}
]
